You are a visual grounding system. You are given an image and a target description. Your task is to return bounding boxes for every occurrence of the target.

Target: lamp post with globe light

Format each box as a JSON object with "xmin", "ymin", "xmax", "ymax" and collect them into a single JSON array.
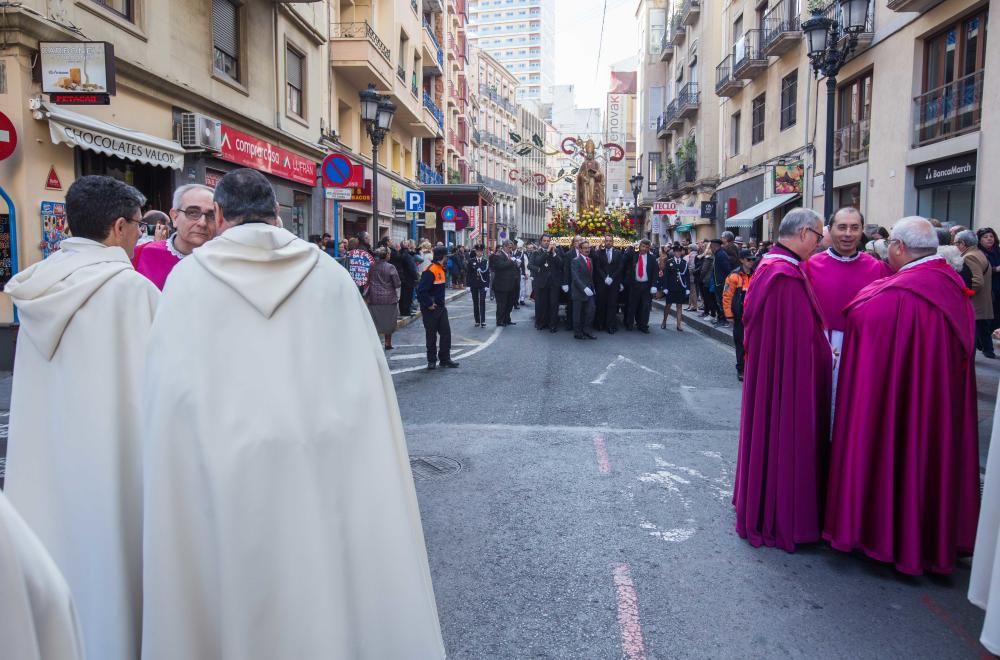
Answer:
[{"xmin": 359, "ymin": 84, "xmax": 397, "ymax": 233}]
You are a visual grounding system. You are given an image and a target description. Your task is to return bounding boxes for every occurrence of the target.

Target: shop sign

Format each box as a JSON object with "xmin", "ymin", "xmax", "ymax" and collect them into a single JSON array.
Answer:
[
  {"xmin": 218, "ymin": 124, "xmax": 316, "ymax": 186},
  {"xmin": 915, "ymin": 154, "xmax": 977, "ymax": 188},
  {"xmin": 41, "ymin": 201, "xmax": 69, "ymax": 258},
  {"xmin": 700, "ymin": 201, "xmax": 717, "ymax": 220},
  {"xmin": 425, "ymin": 211, "xmax": 437, "ymax": 228},
  {"xmin": 39, "ymin": 42, "xmax": 116, "ymax": 97},
  {"xmin": 350, "ymin": 179, "xmax": 372, "ymax": 202},
  {"xmin": 651, "ymin": 214, "xmax": 662, "ymax": 234},
  {"xmin": 773, "ymin": 161, "xmax": 804, "ymax": 195},
  {"xmin": 324, "ymin": 187, "xmax": 352, "ymax": 200},
  {"xmin": 676, "ymin": 206, "xmax": 700, "ymax": 217},
  {"xmin": 45, "ymin": 166, "xmax": 62, "ymax": 190},
  {"xmin": 653, "ymin": 202, "xmax": 676, "ymax": 215},
  {"xmin": 50, "ymin": 122, "xmax": 182, "ymax": 169},
  {"xmin": 50, "ymin": 94, "xmax": 110, "ymax": 106},
  {"xmin": 0, "ymin": 214, "xmax": 11, "ymax": 288}
]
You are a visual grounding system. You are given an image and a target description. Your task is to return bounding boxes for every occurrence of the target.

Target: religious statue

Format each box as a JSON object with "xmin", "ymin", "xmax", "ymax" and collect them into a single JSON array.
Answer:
[{"xmin": 576, "ymin": 139, "xmax": 606, "ymax": 215}]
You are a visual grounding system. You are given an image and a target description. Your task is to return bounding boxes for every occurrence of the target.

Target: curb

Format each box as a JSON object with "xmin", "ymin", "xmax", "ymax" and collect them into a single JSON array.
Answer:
[
  {"xmin": 396, "ymin": 288, "xmax": 469, "ymax": 330},
  {"xmin": 651, "ymin": 299, "xmax": 735, "ymax": 348}
]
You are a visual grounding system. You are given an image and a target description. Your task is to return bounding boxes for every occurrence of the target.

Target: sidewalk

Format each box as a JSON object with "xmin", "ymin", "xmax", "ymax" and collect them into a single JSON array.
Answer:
[{"xmin": 655, "ymin": 298, "xmax": 998, "ymax": 470}]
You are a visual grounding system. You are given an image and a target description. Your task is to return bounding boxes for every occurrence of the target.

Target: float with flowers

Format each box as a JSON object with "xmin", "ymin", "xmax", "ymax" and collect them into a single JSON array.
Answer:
[{"xmin": 546, "ymin": 207, "xmax": 638, "ymax": 247}]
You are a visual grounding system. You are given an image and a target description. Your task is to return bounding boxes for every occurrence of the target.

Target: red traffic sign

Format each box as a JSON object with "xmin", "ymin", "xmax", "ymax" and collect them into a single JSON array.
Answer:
[
  {"xmin": 0, "ymin": 112, "xmax": 17, "ymax": 161},
  {"xmin": 441, "ymin": 206, "xmax": 457, "ymax": 222},
  {"xmin": 322, "ymin": 153, "xmax": 363, "ymax": 188},
  {"xmin": 46, "ymin": 166, "xmax": 62, "ymax": 190}
]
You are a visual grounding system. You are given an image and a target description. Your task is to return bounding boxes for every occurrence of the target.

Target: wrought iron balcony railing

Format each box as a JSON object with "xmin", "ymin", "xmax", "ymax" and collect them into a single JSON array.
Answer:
[
  {"xmin": 834, "ymin": 120, "xmax": 870, "ymax": 168},
  {"xmin": 331, "ymin": 21, "xmax": 390, "ymax": 62},
  {"xmin": 913, "ymin": 70, "xmax": 984, "ymax": 147}
]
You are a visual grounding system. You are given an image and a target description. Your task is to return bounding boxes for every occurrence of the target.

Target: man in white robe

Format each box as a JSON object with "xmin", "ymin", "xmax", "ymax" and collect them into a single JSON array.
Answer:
[
  {"xmin": 141, "ymin": 168, "xmax": 445, "ymax": 660},
  {"xmin": 971, "ymin": 385, "xmax": 1000, "ymax": 654},
  {"xmin": 0, "ymin": 492, "xmax": 85, "ymax": 660},
  {"xmin": 3, "ymin": 175, "xmax": 158, "ymax": 660}
]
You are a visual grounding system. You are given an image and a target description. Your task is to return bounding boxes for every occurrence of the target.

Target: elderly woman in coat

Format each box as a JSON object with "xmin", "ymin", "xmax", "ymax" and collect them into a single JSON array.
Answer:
[{"xmin": 366, "ymin": 247, "xmax": 402, "ymax": 351}]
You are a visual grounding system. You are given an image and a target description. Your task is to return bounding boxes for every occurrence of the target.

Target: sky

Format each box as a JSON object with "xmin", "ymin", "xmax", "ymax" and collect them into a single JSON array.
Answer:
[{"xmin": 554, "ymin": 0, "xmax": 639, "ymax": 110}]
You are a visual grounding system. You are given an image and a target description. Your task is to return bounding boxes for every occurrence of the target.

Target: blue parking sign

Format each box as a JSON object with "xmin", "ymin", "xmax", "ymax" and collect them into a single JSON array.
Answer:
[{"xmin": 405, "ymin": 190, "xmax": 425, "ymax": 212}]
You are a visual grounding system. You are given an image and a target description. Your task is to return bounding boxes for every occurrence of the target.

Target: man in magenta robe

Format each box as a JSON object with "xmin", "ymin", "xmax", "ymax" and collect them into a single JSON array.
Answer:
[
  {"xmin": 734, "ymin": 207, "xmax": 832, "ymax": 552},
  {"xmin": 132, "ymin": 184, "xmax": 216, "ymax": 290},
  {"xmin": 804, "ymin": 207, "xmax": 889, "ymax": 408},
  {"xmin": 824, "ymin": 216, "xmax": 979, "ymax": 575}
]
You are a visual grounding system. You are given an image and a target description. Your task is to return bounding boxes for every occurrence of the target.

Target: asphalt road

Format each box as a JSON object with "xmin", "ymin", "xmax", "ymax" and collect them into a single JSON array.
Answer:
[{"xmin": 392, "ymin": 292, "xmax": 990, "ymax": 659}]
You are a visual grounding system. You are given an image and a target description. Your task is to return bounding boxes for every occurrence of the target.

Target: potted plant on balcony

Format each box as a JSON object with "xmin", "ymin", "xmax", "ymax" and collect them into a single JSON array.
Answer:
[
  {"xmin": 806, "ymin": 0, "xmax": 826, "ymax": 15},
  {"xmin": 682, "ymin": 136, "xmax": 697, "ymax": 182}
]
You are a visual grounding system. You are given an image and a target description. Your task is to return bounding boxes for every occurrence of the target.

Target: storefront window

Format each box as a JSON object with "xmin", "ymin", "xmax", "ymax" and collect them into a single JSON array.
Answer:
[
  {"xmin": 918, "ymin": 181, "xmax": 975, "ymax": 227},
  {"xmin": 78, "ymin": 150, "xmax": 172, "ymax": 213},
  {"xmin": 279, "ymin": 191, "xmax": 311, "ymax": 238}
]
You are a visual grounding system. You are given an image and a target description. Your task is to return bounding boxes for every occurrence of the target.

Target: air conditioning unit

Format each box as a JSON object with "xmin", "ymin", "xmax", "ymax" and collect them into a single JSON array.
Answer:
[{"xmin": 180, "ymin": 113, "xmax": 222, "ymax": 151}]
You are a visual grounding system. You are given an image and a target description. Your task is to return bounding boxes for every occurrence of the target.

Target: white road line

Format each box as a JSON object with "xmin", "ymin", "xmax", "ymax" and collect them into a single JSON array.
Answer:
[
  {"xmin": 403, "ymin": 422, "xmax": 730, "ymax": 435},
  {"xmin": 390, "ymin": 325, "xmax": 503, "ymax": 375},
  {"xmin": 591, "ymin": 355, "xmax": 665, "ymax": 385}
]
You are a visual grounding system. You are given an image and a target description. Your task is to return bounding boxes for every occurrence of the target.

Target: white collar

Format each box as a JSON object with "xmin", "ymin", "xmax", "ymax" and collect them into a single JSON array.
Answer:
[
  {"xmin": 899, "ymin": 254, "xmax": 943, "ymax": 272},
  {"xmin": 167, "ymin": 233, "xmax": 190, "ymax": 260},
  {"xmin": 825, "ymin": 248, "xmax": 862, "ymax": 262},
  {"xmin": 762, "ymin": 252, "xmax": 800, "ymax": 267}
]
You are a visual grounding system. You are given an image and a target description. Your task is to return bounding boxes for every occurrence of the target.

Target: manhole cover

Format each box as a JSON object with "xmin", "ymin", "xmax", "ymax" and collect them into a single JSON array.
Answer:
[{"xmin": 409, "ymin": 455, "xmax": 463, "ymax": 481}]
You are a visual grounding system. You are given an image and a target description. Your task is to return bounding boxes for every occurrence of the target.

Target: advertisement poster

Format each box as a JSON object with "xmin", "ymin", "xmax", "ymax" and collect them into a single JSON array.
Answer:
[
  {"xmin": 41, "ymin": 201, "xmax": 69, "ymax": 258},
  {"xmin": 0, "ymin": 214, "xmax": 11, "ymax": 288},
  {"xmin": 39, "ymin": 42, "xmax": 114, "ymax": 94},
  {"xmin": 774, "ymin": 161, "xmax": 805, "ymax": 195}
]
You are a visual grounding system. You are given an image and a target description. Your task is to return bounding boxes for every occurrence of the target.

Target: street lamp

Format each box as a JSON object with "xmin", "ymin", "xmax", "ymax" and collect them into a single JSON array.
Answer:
[
  {"xmin": 359, "ymin": 84, "xmax": 396, "ymax": 233},
  {"xmin": 802, "ymin": 0, "xmax": 870, "ymax": 221}
]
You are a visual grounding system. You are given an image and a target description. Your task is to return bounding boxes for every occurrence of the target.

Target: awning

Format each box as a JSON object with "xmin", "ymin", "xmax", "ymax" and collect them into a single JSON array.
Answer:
[
  {"xmin": 41, "ymin": 103, "xmax": 185, "ymax": 170},
  {"xmin": 675, "ymin": 223, "xmax": 694, "ymax": 232},
  {"xmin": 724, "ymin": 193, "xmax": 800, "ymax": 228}
]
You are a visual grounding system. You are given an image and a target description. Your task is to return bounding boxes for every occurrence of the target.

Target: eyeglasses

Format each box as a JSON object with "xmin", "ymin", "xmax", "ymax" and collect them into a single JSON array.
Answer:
[
  {"xmin": 125, "ymin": 216, "xmax": 148, "ymax": 233},
  {"xmin": 176, "ymin": 207, "xmax": 216, "ymax": 223},
  {"xmin": 805, "ymin": 227, "xmax": 824, "ymax": 241}
]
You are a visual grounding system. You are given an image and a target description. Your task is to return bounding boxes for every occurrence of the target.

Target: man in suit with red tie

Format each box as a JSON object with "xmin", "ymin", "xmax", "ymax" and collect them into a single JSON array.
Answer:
[
  {"xmin": 625, "ymin": 239, "xmax": 657, "ymax": 333},
  {"xmin": 570, "ymin": 239, "xmax": 598, "ymax": 340}
]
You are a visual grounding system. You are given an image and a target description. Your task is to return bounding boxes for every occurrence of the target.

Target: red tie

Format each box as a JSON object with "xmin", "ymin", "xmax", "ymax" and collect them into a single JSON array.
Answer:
[
  {"xmin": 586, "ymin": 257, "xmax": 592, "ymax": 272},
  {"xmin": 638, "ymin": 256, "xmax": 644, "ymax": 279}
]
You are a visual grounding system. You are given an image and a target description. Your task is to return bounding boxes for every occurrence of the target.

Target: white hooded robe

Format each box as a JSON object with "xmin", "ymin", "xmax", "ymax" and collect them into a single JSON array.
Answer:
[
  {"xmin": 141, "ymin": 224, "xmax": 444, "ymax": 660},
  {"xmin": 970, "ymin": 383, "xmax": 1000, "ymax": 653},
  {"xmin": 3, "ymin": 237, "xmax": 159, "ymax": 660},
  {"xmin": 0, "ymin": 491, "xmax": 85, "ymax": 660}
]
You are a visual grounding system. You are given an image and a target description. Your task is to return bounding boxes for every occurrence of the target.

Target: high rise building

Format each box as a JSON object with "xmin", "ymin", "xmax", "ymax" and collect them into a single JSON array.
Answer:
[{"xmin": 466, "ymin": 0, "xmax": 556, "ymax": 103}]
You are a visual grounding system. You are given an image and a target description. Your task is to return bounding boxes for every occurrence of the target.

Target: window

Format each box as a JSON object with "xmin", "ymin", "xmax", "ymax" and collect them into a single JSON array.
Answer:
[
  {"xmin": 837, "ymin": 71, "xmax": 872, "ymax": 127},
  {"xmin": 731, "ymin": 111, "xmax": 741, "ymax": 156},
  {"xmin": 751, "ymin": 94, "xmax": 765, "ymax": 144},
  {"xmin": 780, "ymin": 71, "xmax": 797, "ymax": 130},
  {"xmin": 286, "ymin": 46, "xmax": 304, "ymax": 118},
  {"xmin": 648, "ymin": 152, "xmax": 661, "ymax": 187},
  {"xmin": 212, "ymin": 0, "xmax": 240, "ymax": 81},
  {"xmin": 924, "ymin": 9, "xmax": 988, "ymax": 93},
  {"xmin": 92, "ymin": 0, "xmax": 133, "ymax": 20},
  {"xmin": 732, "ymin": 15, "xmax": 744, "ymax": 45}
]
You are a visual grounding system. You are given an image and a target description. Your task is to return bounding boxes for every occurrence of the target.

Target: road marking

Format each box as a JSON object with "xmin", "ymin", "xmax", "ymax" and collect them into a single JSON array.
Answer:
[
  {"xmin": 612, "ymin": 563, "xmax": 647, "ymax": 660},
  {"xmin": 593, "ymin": 435, "xmax": 610, "ymax": 474},
  {"xmin": 404, "ymin": 422, "xmax": 730, "ymax": 436},
  {"xmin": 390, "ymin": 325, "xmax": 503, "ymax": 375},
  {"xmin": 591, "ymin": 355, "xmax": 664, "ymax": 385}
]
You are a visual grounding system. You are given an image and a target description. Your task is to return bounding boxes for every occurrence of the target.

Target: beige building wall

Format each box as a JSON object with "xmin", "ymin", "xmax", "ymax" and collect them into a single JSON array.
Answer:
[
  {"xmin": 635, "ymin": 0, "xmax": 670, "ymax": 213},
  {"xmin": 469, "ymin": 48, "xmax": 518, "ymax": 233}
]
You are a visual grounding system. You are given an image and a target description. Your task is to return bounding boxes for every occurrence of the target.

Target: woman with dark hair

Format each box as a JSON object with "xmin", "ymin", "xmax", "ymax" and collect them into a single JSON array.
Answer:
[
  {"xmin": 979, "ymin": 228, "xmax": 1000, "ymax": 330},
  {"xmin": 366, "ymin": 247, "xmax": 402, "ymax": 350}
]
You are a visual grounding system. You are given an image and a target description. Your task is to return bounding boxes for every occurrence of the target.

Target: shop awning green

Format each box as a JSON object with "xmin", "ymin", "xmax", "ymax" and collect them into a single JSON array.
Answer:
[{"xmin": 675, "ymin": 223, "xmax": 694, "ymax": 232}]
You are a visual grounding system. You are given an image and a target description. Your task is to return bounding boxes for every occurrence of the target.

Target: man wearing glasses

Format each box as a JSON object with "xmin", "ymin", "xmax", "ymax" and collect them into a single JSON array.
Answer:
[
  {"xmin": 132, "ymin": 184, "xmax": 217, "ymax": 290},
  {"xmin": 733, "ymin": 207, "xmax": 832, "ymax": 554}
]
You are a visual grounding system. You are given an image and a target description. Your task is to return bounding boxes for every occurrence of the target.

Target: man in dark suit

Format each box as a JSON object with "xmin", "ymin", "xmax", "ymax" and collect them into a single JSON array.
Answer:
[
  {"xmin": 570, "ymin": 239, "xmax": 597, "ymax": 340},
  {"xmin": 489, "ymin": 240, "xmax": 520, "ymax": 326},
  {"xmin": 624, "ymin": 239, "xmax": 657, "ymax": 333},
  {"xmin": 593, "ymin": 235, "xmax": 625, "ymax": 333},
  {"xmin": 561, "ymin": 236, "xmax": 581, "ymax": 331},
  {"xmin": 710, "ymin": 239, "xmax": 732, "ymax": 328},
  {"xmin": 528, "ymin": 233, "xmax": 563, "ymax": 332},
  {"xmin": 391, "ymin": 239, "xmax": 418, "ymax": 317}
]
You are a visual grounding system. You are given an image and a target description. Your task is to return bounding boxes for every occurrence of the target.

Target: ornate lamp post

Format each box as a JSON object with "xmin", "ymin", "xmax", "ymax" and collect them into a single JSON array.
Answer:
[
  {"xmin": 359, "ymin": 84, "xmax": 396, "ymax": 232},
  {"xmin": 801, "ymin": 0, "xmax": 871, "ymax": 220}
]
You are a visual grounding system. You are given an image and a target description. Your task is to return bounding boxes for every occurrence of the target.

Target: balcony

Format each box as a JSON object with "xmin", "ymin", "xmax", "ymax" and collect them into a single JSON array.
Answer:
[
  {"xmin": 824, "ymin": 0, "xmax": 875, "ymax": 53},
  {"xmin": 912, "ymin": 70, "xmax": 983, "ymax": 147},
  {"xmin": 681, "ymin": 0, "xmax": 700, "ymax": 26},
  {"xmin": 660, "ymin": 33, "xmax": 675, "ymax": 62},
  {"xmin": 419, "ymin": 161, "xmax": 444, "ymax": 185},
  {"xmin": 887, "ymin": 0, "xmax": 942, "ymax": 13},
  {"xmin": 671, "ymin": 16, "xmax": 686, "ymax": 46},
  {"xmin": 656, "ymin": 113, "xmax": 671, "ymax": 138},
  {"xmin": 834, "ymin": 120, "xmax": 870, "ymax": 169},
  {"xmin": 676, "ymin": 82, "xmax": 700, "ymax": 121},
  {"xmin": 762, "ymin": 1, "xmax": 801, "ymax": 57},
  {"xmin": 483, "ymin": 130, "xmax": 512, "ymax": 153},
  {"xmin": 478, "ymin": 174, "xmax": 518, "ymax": 196},
  {"xmin": 471, "ymin": 128, "xmax": 481, "ymax": 144},
  {"xmin": 425, "ymin": 0, "xmax": 444, "ymax": 12},
  {"xmin": 665, "ymin": 99, "xmax": 683, "ymax": 131},
  {"xmin": 732, "ymin": 29, "xmax": 767, "ymax": 80},
  {"xmin": 423, "ymin": 91, "xmax": 444, "ymax": 130},
  {"xmin": 715, "ymin": 55, "xmax": 744, "ymax": 97},
  {"xmin": 330, "ymin": 21, "xmax": 393, "ymax": 91},
  {"xmin": 422, "ymin": 19, "xmax": 444, "ymax": 74},
  {"xmin": 478, "ymin": 85, "xmax": 517, "ymax": 115}
]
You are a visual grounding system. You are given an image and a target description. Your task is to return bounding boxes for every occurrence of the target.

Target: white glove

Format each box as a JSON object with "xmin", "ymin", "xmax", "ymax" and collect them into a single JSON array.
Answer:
[
  {"xmin": 562, "ymin": 285, "xmax": 570, "ymax": 293},
  {"xmin": 604, "ymin": 276, "xmax": 613, "ymax": 286},
  {"xmin": 651, "ymin": 287, "xmax": 658, "ymax": 294},
  {"xmin": 619, "ymin": 284, "xmax": 624, "ymax": 292},
  {"xmin": 685, "ymin": 290, "xmax": 690, "ymax": 296},
  {"xmin": 584, "ymin": 287, "xmax": 594, "ymax": 297}
]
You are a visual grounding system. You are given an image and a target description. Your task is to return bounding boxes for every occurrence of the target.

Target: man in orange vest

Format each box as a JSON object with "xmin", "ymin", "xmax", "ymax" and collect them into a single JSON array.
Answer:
[{"xmin": 417, "ymin": 246, "xmax": 460, "ymax": 371}]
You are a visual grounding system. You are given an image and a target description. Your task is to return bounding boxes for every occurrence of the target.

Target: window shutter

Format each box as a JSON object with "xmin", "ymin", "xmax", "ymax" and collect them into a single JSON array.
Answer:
[
  {"xmin": 213, "ymin": 0, "xmax": 239, "ymax": 58},
  {"xmin": 286, "ymin": 49, "xmax": 303, "ymax": 89}
]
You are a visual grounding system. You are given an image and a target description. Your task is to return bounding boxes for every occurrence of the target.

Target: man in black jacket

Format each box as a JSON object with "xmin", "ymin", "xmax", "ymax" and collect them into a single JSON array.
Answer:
[
  {"xmin": 624, "ymin": 239, "xmax": 657, "ymax": 333},
  {"xmin": 466, "ymin": 244, "xmax": 490, "ymax": 327},
  {"xmin": 391, "ymin": 239, "xmax": 419, "ymax": 317},
  {"xmin": 528, "ymin": 234, "xmax": 563, "ymax": 332},
  {"xmin": 593, "ymin": 235, "xmax": 625, "ymax": 333},
  {"xmin": 561, "ymin": 236, "xmax": 581, "ymax": 330},
  {"xmin": 710, "ymin": 239, "xmax": 732, "ymax": 328},
  {"xmin": 570, "ymin": 239, "xmax": 597, "ymax": 340},
  {"xmin": 490, "ymin": 240, "xmax": 520, "ymax": 326}
]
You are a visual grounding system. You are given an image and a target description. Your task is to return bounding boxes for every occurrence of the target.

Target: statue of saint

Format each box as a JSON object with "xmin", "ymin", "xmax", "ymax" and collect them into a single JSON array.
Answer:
[{"xmin": 576, "ymin": 139, "xmax": 606, "ymax": 215}]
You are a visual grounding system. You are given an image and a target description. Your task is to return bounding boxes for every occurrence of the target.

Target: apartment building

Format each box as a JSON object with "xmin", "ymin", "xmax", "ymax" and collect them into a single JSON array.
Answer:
[
  {"xmin": 635, "ymin": 0, "xmax": 670, "ymax": 221},
  {"xmin": 711, "ymin": 0, "xmax": 995, "ymax": 238},
  {"xmin": 469, "ymin": 48, "xmax": 519, "ymax": 236},
  {"xmin": 657, "ymin": 0, "xmax": 724, "ymax": 242},
  {"xmin": 467, "ymin": 0, "xmax": 556, "ymax": 103}
]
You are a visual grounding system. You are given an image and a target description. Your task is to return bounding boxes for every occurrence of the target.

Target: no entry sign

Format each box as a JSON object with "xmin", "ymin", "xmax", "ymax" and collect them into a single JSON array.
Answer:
[
  {"xmin": 322, "ymin": 153, "xmax": 363, "ymax": 188},
  {"xmin": 0, "ymin": 112, "xmax": 17, "ymax": 161}
]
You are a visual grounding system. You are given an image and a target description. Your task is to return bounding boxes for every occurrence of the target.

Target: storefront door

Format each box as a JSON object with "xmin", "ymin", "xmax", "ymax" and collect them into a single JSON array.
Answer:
[
  {"xmin": 78, "ymin": 150, "xmax": 173, "ymax": 212},
  {"xmin": 914, "ymin": 153, "xmax": 977, "ymax": 227}
]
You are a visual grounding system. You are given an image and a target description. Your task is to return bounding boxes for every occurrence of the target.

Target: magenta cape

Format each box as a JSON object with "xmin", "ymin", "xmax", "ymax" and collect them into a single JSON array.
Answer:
[
  {"xmin": 734, "ymin": 245, "xmax": 833, "ymax": 551},
  {"xmin": 804, "ymin": 250, "xmax": 889, "ymax": 332},
  {"xmin": 824, "ymin": 258, "xmax": 979, "ymax": 575},
  {"xmin": 132, "ymin": 240, "xmax": 181, "ymax": 291}
]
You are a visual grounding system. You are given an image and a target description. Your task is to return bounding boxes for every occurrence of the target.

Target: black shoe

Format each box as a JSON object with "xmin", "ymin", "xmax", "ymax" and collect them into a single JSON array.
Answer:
[
  {"xmin": 507, "ymin": 321, "xmax": 517, "ymax": 325},
  {"xmin": 715, "ymin": 320, "xmax": 731, "ymax": 328},
  {"xmin": 639, "ymin": 327, "xmax": 650, "ymax": 334},
  {"xmin": 737, "ymin": 372, "xmax": 744, "ymax": 382},
  {"xmin": 440, "ymin": 360, "xmax": 460, "ymax": 368},
  {"xmin": 427, "ymin": 363, "xmax": 437, "ymax": 370},
  {"xmin": 574, "ymin": 334, "xmax": 586, "ymax": 340},
  {"xmin": 550, "ymin": 327, "xmax": 559, "ymax": 333},
  {"xmin": 608, "ymin": 327, "xmax": 617, "ymax": 334},
  {"xmin": 584, "ymin": 332, "xmax": 597, "ymax": 340}
]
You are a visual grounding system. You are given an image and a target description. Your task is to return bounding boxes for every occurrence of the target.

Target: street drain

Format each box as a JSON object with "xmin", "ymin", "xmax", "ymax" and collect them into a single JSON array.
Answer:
[{"xmin": 409, "ymin": 455, "xmax": 463, "ymax": 481}]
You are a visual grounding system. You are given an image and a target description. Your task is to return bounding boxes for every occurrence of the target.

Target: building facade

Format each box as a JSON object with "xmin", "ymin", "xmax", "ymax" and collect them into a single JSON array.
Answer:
[
  {"xmin": 518, "ymin": 105, "xmax": 549, "ymax": 239},
  {"xmin": 466, "ymin": 0, "xmax": 556, "ymax": 103}
]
